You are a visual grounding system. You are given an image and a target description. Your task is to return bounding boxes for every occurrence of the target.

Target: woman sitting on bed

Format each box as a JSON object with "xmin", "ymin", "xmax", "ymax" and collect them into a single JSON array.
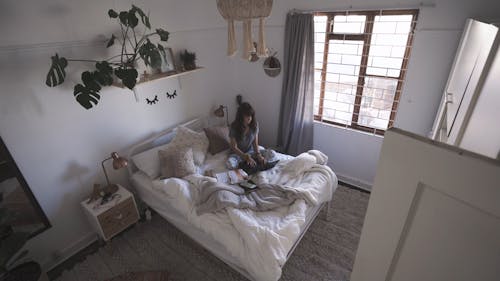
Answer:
[{"xmin": 226, "ymin": 102, "xmax": 277, "ymax": 171}]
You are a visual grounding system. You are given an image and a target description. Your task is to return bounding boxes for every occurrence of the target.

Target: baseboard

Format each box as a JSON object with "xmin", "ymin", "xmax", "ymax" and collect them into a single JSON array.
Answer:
[
  {"xmin": 335, "ymin": 173, "xmax": 372, "ymax": 192},
  {"xmin": 42, "ymin": 232, "xmax": 98, "ymax": 272}
]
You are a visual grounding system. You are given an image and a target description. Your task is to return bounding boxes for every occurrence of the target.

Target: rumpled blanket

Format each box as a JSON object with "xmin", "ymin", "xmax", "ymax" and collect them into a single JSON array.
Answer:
[
  {"xmin": 196, "ymin": 181, "xmax": 312, "ymax": 215},
  {"xmin": 162, "ymin": 149, "xmax": 338, "ymax": 281}
]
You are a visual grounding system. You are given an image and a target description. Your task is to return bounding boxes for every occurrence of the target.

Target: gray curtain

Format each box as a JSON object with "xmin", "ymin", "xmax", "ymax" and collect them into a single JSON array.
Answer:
[{"xmin": 277, "ymin": 12, "xmax": 315, "ymax": 156}]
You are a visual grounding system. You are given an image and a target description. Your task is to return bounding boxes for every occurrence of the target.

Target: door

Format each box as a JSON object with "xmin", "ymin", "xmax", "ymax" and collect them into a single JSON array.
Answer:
[
  {"xmin": 445, "ymin": 19, "xmax": 497, "ymax": 140},
  {"xmin": 351, "ymin": 128, "xmax": 500, "ymax": 281},
  {"xmin": 430, "ymin": 19, "xmax": 498, "ymax": 143}
]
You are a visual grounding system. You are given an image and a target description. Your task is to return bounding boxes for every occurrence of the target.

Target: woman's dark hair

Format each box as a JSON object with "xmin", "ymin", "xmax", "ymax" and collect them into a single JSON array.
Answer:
[{"xmin": 231, "ymin": 102, "xmax": 257, "ymax": 141}]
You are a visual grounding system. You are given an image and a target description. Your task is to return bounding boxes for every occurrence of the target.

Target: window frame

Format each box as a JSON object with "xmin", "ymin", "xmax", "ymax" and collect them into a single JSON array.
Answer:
[{"xmin": 314, "ymin": 9, "xmax": 419, "ymax": 135}]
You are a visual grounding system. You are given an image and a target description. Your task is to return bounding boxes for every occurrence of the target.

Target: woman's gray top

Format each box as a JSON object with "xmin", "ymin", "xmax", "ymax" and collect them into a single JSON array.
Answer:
[{"xmin": 229, "ymin": 122, "xmax": 259, "ymax": 153}]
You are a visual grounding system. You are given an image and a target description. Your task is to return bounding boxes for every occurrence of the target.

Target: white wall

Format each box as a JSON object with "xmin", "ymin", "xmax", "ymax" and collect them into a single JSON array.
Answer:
[
  {"xmin": 0, "ymin": 0, "xmax": 234, "ymax": 270},
  {"xmin": 2, "ymin": 0, "xmax": 500, "ymax": 272}
]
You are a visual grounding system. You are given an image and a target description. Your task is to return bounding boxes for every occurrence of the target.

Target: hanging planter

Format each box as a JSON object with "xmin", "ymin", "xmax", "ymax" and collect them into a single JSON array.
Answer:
[{"xmin": 263, "ymin": 51, "xmax": 281, "ymax": 77}]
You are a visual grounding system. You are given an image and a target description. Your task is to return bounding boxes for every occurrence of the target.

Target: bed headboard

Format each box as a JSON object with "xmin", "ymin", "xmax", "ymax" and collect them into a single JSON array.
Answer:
[{"xmin": 126, "ymin": 117, "xmax": 209, "ymax": 175}]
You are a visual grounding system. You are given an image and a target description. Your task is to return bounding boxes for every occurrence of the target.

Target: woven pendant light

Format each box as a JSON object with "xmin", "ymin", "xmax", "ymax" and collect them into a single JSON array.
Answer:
[{"xmin": 216, "ymin": 0, "xmax": 273, "ymax": 59}]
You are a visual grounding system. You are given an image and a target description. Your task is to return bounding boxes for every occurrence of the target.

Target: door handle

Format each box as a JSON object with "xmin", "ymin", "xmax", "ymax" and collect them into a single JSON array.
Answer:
[{"xmin": 445, "ymin": 92, "xmax": 453, "ymax": 104}]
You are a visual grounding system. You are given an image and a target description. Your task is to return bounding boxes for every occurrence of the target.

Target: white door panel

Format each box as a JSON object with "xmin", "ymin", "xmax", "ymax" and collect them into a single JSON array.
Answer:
[
  {"xmin": 390, "ymin": 184, "xmax": 500, "ymax": 281},
  {"xmin": 351, "ymin": 128, "xmax": 500, "ymax": 281},
  {"xmin": 445, "ymin": 19, "xmax": 497, "ymax": 138}
]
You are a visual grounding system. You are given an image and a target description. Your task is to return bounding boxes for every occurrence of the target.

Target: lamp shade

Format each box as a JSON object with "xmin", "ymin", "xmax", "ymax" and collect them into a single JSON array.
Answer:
[{"xmin": 110, "ymin": 152, "xmax": 128, "ymax": 169}]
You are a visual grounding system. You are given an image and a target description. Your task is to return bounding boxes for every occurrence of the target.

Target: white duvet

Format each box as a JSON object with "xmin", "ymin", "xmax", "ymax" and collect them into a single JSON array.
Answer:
[{"xmin": 141, "ymin": 150, "xmax": 337, "ymax": 281}]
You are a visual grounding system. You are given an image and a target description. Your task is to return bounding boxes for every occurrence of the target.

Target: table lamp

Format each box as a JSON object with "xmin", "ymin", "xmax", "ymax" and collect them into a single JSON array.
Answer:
[
  {"xmin": 214, "ymin": 105, "xmax": 229, "ymax": 126},
  {"xmin": 101, "ymin": 152, "xmax": 128, "ymax": 192}
]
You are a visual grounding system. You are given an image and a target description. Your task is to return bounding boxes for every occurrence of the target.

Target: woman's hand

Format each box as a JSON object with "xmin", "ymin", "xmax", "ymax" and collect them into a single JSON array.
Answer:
[
  {"xmin": 244, "ymin": 154, "xmax": 257, "ymax": 167},
  {"xmin": 255, "ymin": 153, "xmax": 265, "ymax": 165}
]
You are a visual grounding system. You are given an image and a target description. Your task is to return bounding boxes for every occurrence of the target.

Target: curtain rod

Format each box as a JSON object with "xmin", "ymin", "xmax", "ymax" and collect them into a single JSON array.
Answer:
[{"xmin": 290, "ymin": 2, "xmax": 435, "ymax": 14}]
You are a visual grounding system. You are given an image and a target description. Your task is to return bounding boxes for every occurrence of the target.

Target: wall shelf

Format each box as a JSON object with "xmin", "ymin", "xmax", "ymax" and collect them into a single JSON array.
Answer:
[{"xmin": 112, "ymin": 67, "xmax": 204, "ymax": 88}]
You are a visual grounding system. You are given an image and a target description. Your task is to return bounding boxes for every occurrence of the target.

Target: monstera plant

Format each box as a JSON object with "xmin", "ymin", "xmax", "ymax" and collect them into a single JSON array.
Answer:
[{"xmin": 45, "ymin": 5, "xmax": 170, "ymax": 109}]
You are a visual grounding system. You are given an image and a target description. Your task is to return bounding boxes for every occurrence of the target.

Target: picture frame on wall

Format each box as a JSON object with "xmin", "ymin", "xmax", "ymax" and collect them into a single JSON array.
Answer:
[{"xmin": 161, "ymin": 47, "xmax": 177, "ymax": 74}]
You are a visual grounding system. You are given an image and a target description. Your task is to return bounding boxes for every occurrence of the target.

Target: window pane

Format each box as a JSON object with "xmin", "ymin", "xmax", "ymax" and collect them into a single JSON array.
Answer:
[
  {"xmin": 314, "ymin": 16, "xmax": 328, "ymax": 33},
  {"xmin": 333, "ymin": 15, "xmax": 366, "ymax": 34},
  {"xmin": 358, "ymin": 77, "xmax": 398, "ymax": 129},
  {"xmin": 321, "ymin": 39, "xmax": 363, "ymax": 125},
  {"xmin": 314, "ymin": 16, "xmax": 327, "ymax": 73},
  {"xmin": 366, "ymin": 15, "xmax": 412, "ymax": 78},
  {"xmin": 313, "ymin": 11, "xmax": 416, "ymax": 132},
  {"xmin": 314, "ymin": 69, "xmax": 322, "ymax": 115}
]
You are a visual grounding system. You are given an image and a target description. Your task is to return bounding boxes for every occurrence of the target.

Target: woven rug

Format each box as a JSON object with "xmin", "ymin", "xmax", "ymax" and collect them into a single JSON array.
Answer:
[
  {"xmin": 54, "ymin": 185, "xmax": 369, "ymax": 281},
  {"xmin": 105, "ymin": 271, "xmax": 170, "ymax": 281}
]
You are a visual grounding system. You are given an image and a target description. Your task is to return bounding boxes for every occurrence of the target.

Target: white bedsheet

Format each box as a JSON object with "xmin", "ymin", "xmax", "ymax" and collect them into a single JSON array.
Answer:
[{"xmin": 131, "ymin": 150, "xmax": 337, "ymax": 281}]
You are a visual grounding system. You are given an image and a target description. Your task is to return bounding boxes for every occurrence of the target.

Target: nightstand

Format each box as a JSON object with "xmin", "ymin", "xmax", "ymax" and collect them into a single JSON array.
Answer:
[{"xmin": 81, "ymin": 185, "xmax": 139, "ymax": 241}]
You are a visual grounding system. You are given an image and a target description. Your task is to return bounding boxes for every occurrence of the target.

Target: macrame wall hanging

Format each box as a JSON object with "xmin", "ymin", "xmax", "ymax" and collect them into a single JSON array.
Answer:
[{"xmin": 216, "ymin": 0, "xmax": 273, "ymax": 59}]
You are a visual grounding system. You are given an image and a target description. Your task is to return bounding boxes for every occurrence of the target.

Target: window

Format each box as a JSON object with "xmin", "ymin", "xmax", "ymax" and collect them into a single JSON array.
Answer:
[{"xmin": 314, "ymin": 10, "xmax": 418, "ymax": 135}]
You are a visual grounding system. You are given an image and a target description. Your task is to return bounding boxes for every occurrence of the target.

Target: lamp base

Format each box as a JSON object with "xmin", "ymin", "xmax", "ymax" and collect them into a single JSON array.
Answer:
[{"xmin": 103, "ymin": 184, "xmax": 119, "ymax": 196}]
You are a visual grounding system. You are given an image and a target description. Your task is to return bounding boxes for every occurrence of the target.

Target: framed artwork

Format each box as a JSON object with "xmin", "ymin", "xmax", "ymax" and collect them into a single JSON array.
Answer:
[{"xmin": 161, "ymin": 47, "xmax": 177, "ymax": 74}]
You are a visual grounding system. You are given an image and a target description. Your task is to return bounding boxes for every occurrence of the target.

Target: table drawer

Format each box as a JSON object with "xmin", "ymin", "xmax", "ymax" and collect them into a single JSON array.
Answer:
[{"xmin": 97, "ymin": 197, "xmax": 138, "ymax": 240}]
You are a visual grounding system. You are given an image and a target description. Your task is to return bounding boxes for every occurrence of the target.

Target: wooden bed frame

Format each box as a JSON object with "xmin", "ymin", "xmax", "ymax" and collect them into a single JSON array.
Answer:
[{"xmin": 126, "ymin": 117, "xmax": 332, "ymax": 280}]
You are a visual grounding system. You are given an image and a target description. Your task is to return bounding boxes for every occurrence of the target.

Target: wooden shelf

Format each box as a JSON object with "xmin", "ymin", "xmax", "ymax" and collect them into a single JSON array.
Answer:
[{"xmin": 112, "ymin": 67, "xmax": 204, "ymax": 88}]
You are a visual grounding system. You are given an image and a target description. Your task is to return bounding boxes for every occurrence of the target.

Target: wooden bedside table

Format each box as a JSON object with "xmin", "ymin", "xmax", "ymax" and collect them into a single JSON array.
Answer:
[{"xmin": 81, "ymin": 185, "xmax": 139, "ymax": 241}]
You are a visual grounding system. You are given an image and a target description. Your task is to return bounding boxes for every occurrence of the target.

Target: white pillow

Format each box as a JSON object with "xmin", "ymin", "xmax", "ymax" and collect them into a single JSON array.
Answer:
[
  {"xmin": 169, "ymin": 126, "xmax": 209, "ymax": 165},
  {"xmin": 132, "ymin": 143, "xmax": 170, "ymax": 178}
]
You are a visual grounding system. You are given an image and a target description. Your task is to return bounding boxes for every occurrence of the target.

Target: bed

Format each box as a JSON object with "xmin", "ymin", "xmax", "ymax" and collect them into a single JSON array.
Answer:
[{"xmin": 127, "ymin": 117, "xmax": 338, "ymax": 281}]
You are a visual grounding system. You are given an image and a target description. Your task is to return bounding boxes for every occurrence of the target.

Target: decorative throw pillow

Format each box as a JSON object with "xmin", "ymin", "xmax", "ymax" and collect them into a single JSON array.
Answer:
[
  {"xmin": 158, "ymin": 146, "xmax": 196, "ymax": 178},
  {"xmin": 203, "ymin": 126, "xmax": 230, "ymax": 155},
  {"xmin": 158, "ymin": 145, "xmax": 176, "ymax": 179},
  {"xmin": 169, "ymin": 126, "xmax": 209, "ymax": 165},
  {"xmin": 173, "ymin": 147, "xmax": 196, "ymax": 178}
]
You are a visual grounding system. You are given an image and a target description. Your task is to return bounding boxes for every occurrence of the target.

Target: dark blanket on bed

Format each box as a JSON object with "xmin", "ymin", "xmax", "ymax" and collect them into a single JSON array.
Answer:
[{"xmin": 195, "ymin": 181, "xmax": 311, "ymax": 215}]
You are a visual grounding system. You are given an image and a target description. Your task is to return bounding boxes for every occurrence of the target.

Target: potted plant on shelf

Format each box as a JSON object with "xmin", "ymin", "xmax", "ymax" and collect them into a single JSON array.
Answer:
[
  {"xmin": 180, "ymin": 50, "xmax": 197, "ymax": 71},
  {"xmin": 0, "ymin": 196, "xmax": 46, "ymax": 281},
  {"xmin": 45, "ymin": 5, "xmax": 170, "ymax": 109}
]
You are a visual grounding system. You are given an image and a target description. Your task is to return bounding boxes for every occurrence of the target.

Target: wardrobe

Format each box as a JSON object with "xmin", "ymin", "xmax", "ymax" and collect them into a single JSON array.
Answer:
[{"xmin": 430, "ymin": 18, "xmax": 500, "ymax": 159}]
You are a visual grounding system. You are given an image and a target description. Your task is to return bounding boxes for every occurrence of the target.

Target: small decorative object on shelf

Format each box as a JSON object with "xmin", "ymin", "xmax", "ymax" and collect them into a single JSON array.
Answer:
[
  {"xmin": 180, "ymin": 49, "xmax": 197, "ymax": 71},
  {"xmin": 81, "ymin": 185, "xmax": 139, "ymax": 241},
  {"xmin": 44, "ymin": 5, "xmax": 170, "ymax": 109}
]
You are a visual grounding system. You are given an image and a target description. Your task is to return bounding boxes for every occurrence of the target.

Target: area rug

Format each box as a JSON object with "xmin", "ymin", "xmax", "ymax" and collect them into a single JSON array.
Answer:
[
  {"xmin": 53, "ymin": 185, "xmax": 369, "ymax": 281},
  {"xmin": 105, "ymin": 271, "xmax": 170, "ymax": 281}
]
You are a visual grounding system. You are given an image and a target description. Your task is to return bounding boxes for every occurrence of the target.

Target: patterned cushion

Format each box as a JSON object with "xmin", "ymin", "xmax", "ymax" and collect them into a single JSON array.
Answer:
[
  {"xmin": 169, "ymin": 126, "xmax": 209, "ymax": 165},
  {"xmin": 173, "ymin": 147, "xmax": 196, "ymax": 178},
  {"xmin": 158, "ymin": 146, "xmax": 196, "ymax": 178},
  {"xmin": 204, "ymin": 126, "xmax": 230, "ymax": 155},
  {"xmin": 158, "ymin": 145, "xmax": 176, "ymax": 178}
]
